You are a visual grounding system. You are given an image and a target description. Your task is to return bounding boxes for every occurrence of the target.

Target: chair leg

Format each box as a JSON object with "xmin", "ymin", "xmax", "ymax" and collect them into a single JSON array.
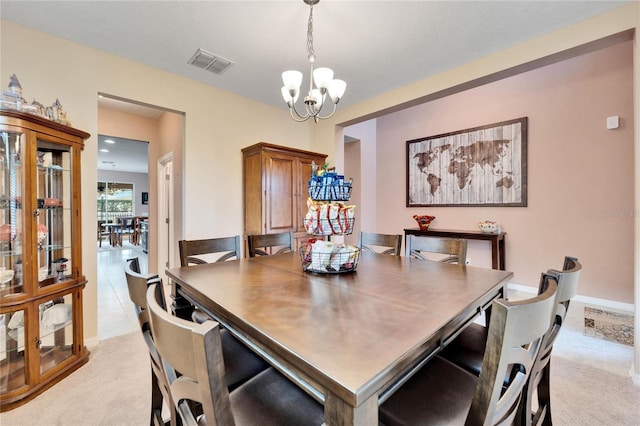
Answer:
[
  {"xmin": 150, "ymin": 371, "xmax": 164, "ymax": 426},
  {"xmin": 537, "ymin": 363, "xmax": 552, "ymax": 426}
]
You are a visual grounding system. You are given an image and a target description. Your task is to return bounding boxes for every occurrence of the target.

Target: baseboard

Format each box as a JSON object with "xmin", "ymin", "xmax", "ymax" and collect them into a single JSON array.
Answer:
[
  {"xmin": 630, "ymin": 362, "xmax": 640, "ymax": 387},
  {"xmin": 85, "ymin": 336, "xmax": 100, "ymax": 349},
  {"xmin": 507, "ymin": 283, "xmax": 635, "ymax": 313}
]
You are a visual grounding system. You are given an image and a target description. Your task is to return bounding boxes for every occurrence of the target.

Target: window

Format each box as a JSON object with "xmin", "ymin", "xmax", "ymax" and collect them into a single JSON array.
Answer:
[{"xmin": 97, "ymin": 181, "xmax": 134, "ymax": 221}]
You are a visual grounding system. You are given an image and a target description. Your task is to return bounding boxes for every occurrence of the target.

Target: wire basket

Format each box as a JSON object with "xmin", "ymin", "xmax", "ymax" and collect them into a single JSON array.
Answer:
[
  {"xmin": 304, "ymin": 217, "xmax": 355, "ymax": 236},
  {"xmin": 299, "ymin": 246, "xmax": 360, "ymax": 274},
  {"xmin": 308, "ymin": 183, "xmax": 352, "ymax": 201}
]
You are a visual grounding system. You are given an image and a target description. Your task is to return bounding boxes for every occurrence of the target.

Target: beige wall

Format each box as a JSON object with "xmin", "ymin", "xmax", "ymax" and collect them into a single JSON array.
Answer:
[
  {"xmin": 369, "ymin": 39, "xmax": 633, "ymax": 302},
  {"xmin": 1, "ymin": 20, "xmax": 311, "ymax": 342}
]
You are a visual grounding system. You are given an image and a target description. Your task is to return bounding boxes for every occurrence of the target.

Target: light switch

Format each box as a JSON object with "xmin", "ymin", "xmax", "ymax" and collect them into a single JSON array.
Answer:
[{"xmin": 606, "ymin": 116, "xmax": 619, "ymax": 130}]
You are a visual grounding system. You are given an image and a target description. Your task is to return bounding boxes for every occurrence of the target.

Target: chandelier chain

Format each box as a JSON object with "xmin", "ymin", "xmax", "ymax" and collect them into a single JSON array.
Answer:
[{"xmin": 307, "ymin": 3, "xmax": 315, "ymax": 61}]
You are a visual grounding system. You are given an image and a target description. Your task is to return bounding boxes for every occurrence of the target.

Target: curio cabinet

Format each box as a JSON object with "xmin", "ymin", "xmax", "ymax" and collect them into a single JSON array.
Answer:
[{"xmin": 0, "ymin": 109, "xmax": 89, "ymax": 411}]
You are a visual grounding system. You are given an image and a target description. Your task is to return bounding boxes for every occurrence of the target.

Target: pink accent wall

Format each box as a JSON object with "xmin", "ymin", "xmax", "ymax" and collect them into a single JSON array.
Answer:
[{"xmin": 370, "ymin": 40, "xmax": 634, "ymax": 302}]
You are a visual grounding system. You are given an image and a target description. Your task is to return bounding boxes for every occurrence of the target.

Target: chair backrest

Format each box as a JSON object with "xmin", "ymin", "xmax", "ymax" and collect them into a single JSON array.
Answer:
[
  {"xmin": 179, "ymin": 235, "xmax": 242, "ymax": 266},
  {"xmin": 247, "ymin": 232, "xmax": 294, "ymax": 257},
  {"xmin": 523, "ymin": 257, "xmax": 581, "ymax": 426},
  {"xmin": 124, "ymin": 258, "xmax": 176, "ymax": 426},
  {"xmin": 146, "ymin": 283, "xmax": 234, "ymax": 426},
  {"xmin": 359, "ymin": 231, "xmax": 402, "ymax": 256},
  {"xmin": 466, "ymin": 274, "xmax": 558, "ymax": 425},
  {"xmin": 405, "ymin": 235, "xmax": 467, "ymax": 264}
]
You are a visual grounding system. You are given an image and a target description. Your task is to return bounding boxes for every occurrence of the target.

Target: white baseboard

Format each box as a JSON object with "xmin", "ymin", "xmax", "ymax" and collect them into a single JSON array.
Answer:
[
  {"xmin": 85, "ymin": 336, "xmax": 100, "ymax": 349},
  {"xmin": 507, "ymin": 283, "xmax": 635, "ymax": 313},
  {"xmin": 630, "ymin": 363, "xmax": 640, "ymax": 387}
]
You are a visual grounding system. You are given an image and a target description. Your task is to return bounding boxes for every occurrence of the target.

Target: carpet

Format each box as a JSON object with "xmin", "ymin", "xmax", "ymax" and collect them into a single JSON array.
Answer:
[
  {"xmin": 1, "ymin": 331, "xmax": 639, "ymax": 425},
  {"xmin": 584, "ymin": 307, "xmax": 634, "ymax": 346},
  {"xmin": 0, "ymin": 332, "xmax": 150, "ymax": 426}
]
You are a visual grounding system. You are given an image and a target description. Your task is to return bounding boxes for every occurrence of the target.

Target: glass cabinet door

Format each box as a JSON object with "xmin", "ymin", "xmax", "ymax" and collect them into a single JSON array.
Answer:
[
  {"xmin": 38, "ymin": 293, "xmax": 74, "ymax": 375},
  {"xmin": 0, "ymin": 307, "xmax": 28, "ymax": 393},
  {"xmin": 0, "ymin": 131, "xmax": 24, "ymax": 296},
  {"xmin": 36, "ymin": 141, "xmax": 72, "ymax": 289}
]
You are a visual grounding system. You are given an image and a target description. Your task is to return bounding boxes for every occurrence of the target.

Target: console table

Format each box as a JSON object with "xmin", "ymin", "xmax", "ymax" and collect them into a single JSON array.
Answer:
[{"xmin": 404, "ymin": 228, "xmax": 506, "ymax": 270}]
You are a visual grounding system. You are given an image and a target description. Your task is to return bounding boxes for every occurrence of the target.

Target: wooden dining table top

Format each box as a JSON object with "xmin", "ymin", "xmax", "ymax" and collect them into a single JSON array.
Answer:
[{"xmin": 167, "ymin": 251, "xmax": 513, "ymax": 425}]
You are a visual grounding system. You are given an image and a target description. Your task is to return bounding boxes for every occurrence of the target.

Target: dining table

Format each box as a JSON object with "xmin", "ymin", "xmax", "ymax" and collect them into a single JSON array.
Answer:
[{"xmin": 166, "ymin": 251, "xmax": 513, "ymax": 425}]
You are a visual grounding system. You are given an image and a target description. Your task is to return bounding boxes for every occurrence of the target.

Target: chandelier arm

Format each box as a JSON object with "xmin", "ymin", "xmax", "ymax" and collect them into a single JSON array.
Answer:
[
  {"xmin": 289, "ymin": 104, "xmax": 311, "ymax": 122},
  {"xmin": 313, "ymin": 102, "xmax": 338, "ymax": 121}
]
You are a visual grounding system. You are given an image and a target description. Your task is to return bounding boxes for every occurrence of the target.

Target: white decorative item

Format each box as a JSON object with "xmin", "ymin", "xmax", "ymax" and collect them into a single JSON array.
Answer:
[
  {"xmin": 0, "ymin": 268, "xmax": 14, "ymax": 288},
  {"xmin": 478, "ymin": 220, "xmax": 500, "ymax": 234},
  {"xmin": 38, "ymin": 266, "xmax": 48, "ymax": 282}
]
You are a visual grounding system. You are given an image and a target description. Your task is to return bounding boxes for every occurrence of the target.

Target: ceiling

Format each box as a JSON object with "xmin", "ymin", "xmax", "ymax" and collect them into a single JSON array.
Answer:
[
  {"xmin": 2, "ymin": 1, "xmax": 629, "ymax": 174},
  {"xmin": 2, "ymin": 1, "xmax": 629, "ymax": 112}
]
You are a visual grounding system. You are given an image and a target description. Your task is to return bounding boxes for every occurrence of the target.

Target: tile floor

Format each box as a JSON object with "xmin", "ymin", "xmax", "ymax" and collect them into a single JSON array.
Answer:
[
  {"xmin": 97, "ymin": 241, "xmax": 148, "ymax": 340},
  {"xmin": 97, "ymin": 245, "xmax": 635, "ymax": 378}
]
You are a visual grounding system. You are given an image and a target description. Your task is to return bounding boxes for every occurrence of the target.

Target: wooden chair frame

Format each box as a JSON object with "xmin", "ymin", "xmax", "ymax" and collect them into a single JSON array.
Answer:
[
  {"xmin": 124, "ymin": 258, "xmax": 177, "ymax": 426},
  {"xmin": 524, "ymin": 257, "xmax": 582, "ymax": 426},
  {"xmin": 359, "ymin": 231, "xmax": 402, "ymax": 256},
  {"xmin": 247, "ymin": 232, "xmax": 294, "ymax": 257},
  {"xmin": 178, "ymin": 235, "xmax": 242, "ymax": 266},
  {"xmin": 405, "ymin": 234, "xmax": 467, "ymax": 264}
]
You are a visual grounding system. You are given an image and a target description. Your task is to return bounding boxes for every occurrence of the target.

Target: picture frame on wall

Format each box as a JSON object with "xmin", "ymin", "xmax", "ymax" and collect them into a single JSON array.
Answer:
[
  {"xmin": 406, "ymin": 117, "xmax": 528, "ymax": 207},
  {"xmin": 142, "ymin": 191, "xmax": 149, "ymax": 205}
]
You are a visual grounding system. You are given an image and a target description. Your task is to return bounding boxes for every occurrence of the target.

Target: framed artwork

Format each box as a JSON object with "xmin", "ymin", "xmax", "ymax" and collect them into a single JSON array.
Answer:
[
  {"xmin": 141, "ymin": 191, "xmax": 149, "ymax": 205},
  {"xmin": 406, "ymin": 117, "xmax": 527, "ymax": 207}
]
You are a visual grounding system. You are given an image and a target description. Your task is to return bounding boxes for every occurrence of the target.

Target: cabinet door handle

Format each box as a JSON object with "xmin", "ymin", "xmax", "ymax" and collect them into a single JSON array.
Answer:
[
  {"xmin": 35, "ymin": 338, "xmax": 42, "ymax": 348},
  {"xmin": 33, "ymin": 210, "xmax": 39, "ymax": 217}
]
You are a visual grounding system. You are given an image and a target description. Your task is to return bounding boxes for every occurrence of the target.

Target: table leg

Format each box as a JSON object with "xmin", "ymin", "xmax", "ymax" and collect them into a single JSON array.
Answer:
[
  {"xmin": 324, "ymin": 392, "xmax": 377, "ymax": 426},
  {"xmin": 171, "ymin": 282, "xmax": 195, "ymax": 320},
  {"xmin": 498, "ymin": 238, "xmax": 506, "ymax": 270},
  {"xmin": 491, "ymin": 240, "xmax": 499, "ymax": 270}
]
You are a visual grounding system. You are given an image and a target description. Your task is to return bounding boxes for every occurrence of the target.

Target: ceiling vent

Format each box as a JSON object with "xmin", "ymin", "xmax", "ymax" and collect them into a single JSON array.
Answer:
[{"xmin": 188, "ymin": 48, "xmax": 234, "ymax": 75}]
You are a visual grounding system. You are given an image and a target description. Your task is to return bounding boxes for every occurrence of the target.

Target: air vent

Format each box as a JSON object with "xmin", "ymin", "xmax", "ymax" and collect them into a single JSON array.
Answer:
[{"xmin": 188, "ymin": 48, "xmax": 234, "ymax": 75}]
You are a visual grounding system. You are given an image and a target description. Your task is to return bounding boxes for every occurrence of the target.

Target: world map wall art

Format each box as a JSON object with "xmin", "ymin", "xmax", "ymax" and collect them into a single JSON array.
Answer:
[{"xmin": 407, "ymin": 117, "xmax": 528, "ymax": 207}]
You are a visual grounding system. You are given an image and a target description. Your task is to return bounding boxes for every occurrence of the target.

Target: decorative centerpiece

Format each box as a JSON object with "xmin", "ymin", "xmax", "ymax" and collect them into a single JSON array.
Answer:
[
  {"xmin": 300, "ymin": 239, "xmax": 360, "ymax": 274},
  {"xmin": 478, "ymin": 220, "xmax": 500, "ymax": 234},
  {"xmin": 304, "ymin": 198, "xmax": 355, "ymax": 236},
  {"xmin": 413, "ymin": 214, "xmax": 436, "ymax": 230}
]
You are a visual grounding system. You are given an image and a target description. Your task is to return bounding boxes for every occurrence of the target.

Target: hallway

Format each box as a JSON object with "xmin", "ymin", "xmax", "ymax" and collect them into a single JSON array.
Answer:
[{"xmin": 97, "ymin": 241, "xmax": 148, "ymax": 340}]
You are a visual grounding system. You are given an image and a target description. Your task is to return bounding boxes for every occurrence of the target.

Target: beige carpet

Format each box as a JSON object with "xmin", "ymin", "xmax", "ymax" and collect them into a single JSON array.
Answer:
[
  {"xmin": 0, "ymin": 332, "xmax": 149, "ymax": 426},
  {"xmin": 1, "ymin": 331, "xmax": 639, "ymax": 425}
]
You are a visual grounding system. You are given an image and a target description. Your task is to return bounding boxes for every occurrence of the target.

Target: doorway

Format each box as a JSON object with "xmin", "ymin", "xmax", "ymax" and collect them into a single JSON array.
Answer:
[{"xmin": 157, "ymin": 153, "xmax": 174, "ymax": 282}]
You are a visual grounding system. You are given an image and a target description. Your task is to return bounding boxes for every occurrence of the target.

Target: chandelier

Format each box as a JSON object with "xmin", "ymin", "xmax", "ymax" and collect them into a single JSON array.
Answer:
[{"xmin": 281, "ymin": 0, "xmax": 346, "ymax": 123}]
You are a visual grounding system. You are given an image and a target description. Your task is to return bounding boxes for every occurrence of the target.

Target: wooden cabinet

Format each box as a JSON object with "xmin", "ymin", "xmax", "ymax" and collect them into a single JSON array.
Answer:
[
  {"xmin": 0, "ymin": 110, "xmax": 89, "ymax": 411},
  {"xmin": 242, "ymin": 142, "xmax": 326, "ymax": 238}
]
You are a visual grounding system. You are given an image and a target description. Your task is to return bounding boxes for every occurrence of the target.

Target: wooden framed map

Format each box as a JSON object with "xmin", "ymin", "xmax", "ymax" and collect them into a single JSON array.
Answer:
[{"xmin": 407, "ymin": 117, "xmax": 527, "ymax": 207}]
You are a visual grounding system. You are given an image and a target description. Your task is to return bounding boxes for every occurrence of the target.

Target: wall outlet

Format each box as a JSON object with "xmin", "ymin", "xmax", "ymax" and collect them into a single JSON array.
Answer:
[{"xmin": 465, "ymin": 258, "xmax": 471, "ymax": 265}]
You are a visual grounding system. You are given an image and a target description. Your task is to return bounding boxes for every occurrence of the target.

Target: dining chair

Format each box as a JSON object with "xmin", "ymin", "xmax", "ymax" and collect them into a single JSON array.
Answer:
[
  {"xmin": 97, "ymin": 220, "xmax": 110, "ymax": 247},
  {"xmin": 358, "ymin": 231, "xmax": 402, "ymax": 256},
  {"xmin": 405, "ymin": 234, "xmax": 467, "ymax": 264},
  {"xmin": 124, "ymin": 257, "xmax": 177, "ymax": 426},
  {"xmin": 379, "ymin": 274, "xmax": 558, "ymax": 426},
  {"xmin": 145, "ymin": 283, "xmax": 325, "ymax": 426},
  {"xmin": 176, "ymin": 237, "xmax": 270, "ymax": 389},
  {"xmin": 440, "ymin": 257, "xmax": 581, "ymax": 376},
  {"xmin": 178, "ymin": 235, "xmax": 242, "ymax": 323},
  {"xmin": 523, "ymin": 257, "xmax": 582, "ymax": 426},
  {"xmin": 247, "ymin": 232, "xmax": 294, "ymax": 257},
  {"xmin": 179, "ymin": 235, "xmax": 241, "ymax": 266}
]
